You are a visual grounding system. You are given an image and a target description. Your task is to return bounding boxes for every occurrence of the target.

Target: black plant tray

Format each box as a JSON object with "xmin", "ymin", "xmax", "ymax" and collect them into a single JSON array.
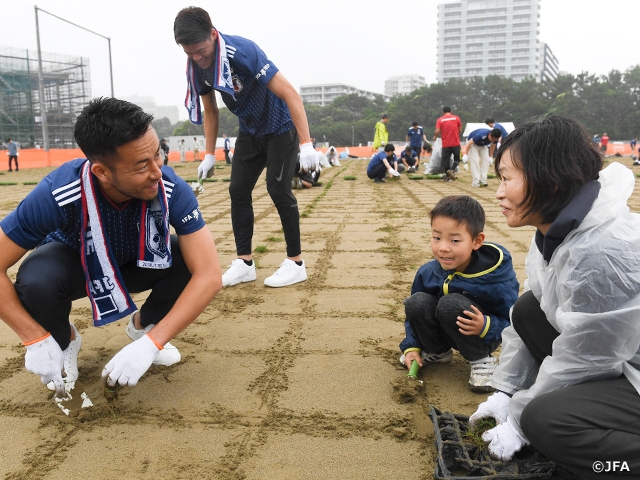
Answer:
[{"xmin": 429, "ymin": 406, "xmax": 557, "ymax": 479}]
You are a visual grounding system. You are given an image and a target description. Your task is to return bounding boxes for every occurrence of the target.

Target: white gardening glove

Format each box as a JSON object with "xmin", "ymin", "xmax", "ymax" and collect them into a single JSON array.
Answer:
[
  {"xmin": 482, "ymin": 418, "xmax": 529, "ymax": 461},
  {"xmin": 101, "ymin": 334, "xmax": 160, "ymax": 387},
  {"xmin": 190, "ymin": 181, "xmax": 204, "ymax": 197},
  {"xmin": 470, "ymin": 391, "xmax": 511, "ymax": 425},
  {"xmin": 24, "ymin": 333, "xmax": 66, "ymax": 398},
  {"xmin": 197, "ymin": 153, "xmax": 216, "ymax": 181},
  {"xmin": 389, "ymin": 169, "xmax": 401, "ymax": 177},
  {"xmin": 462, "ymin": 154, "xmax": 469, "ymax": 163},
  {"xmin": 299, "ymin": 143, "xmax": 318, "ymax": 173}
]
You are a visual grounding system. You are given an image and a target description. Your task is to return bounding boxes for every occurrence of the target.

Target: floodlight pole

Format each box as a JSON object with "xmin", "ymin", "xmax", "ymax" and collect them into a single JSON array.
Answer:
[{"xmin": 35, "ymin": 6, "xmax": 50, "ymax": 157}]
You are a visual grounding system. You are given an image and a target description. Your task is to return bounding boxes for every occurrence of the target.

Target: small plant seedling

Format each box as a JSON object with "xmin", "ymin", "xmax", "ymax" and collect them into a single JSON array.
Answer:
[
  {"xmin": 23, "ymin": 181, "xmax": 39, "ymax": 185},
  {"xmin": 204, "ymin": 178, "xmax": 218, "ymax": 182},
  {"xmin": 266, "ymin": 236, "xmax": 283, "ymax": 242},
  {"xmin": 0, "ymin": 182, "xmax": 18, "ymax": 186},
  {"xmin": 222, "ymin": 178, "xmax": 231, "ymax": 182},
  {"xmin": 254, "ymin": 245, "xmax": 268, "ymax": 253},
  {"xmin": 425, "ymin": 174, "xmax": 443, "ymax": 180},
  {"xmin": 462, "ymin": 417, "xmax": 497, "ymax": 450},
  {"xmin": 300, "ymin": 211, "xmax": 309, "ymax": 217},
  {"xmin": 487, "ymin": 173, "xmax": 496, "ymax": 179},
  {"xmin": 408, "ymin": 174, "xmax": 424, "ymax": 180},
  {"xmin": 344, "ymin": 175, "xmax": 356, "ymax": 180},
  {"xmin": 185, "ymin": 178, "xmax": 198, "ymax": 182}
]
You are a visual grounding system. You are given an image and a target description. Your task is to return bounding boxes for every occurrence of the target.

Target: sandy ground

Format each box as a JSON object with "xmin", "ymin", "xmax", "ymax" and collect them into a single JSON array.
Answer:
[{"xmin": 0, "ymin": 157, "xmax": 639, "ymax": 480}]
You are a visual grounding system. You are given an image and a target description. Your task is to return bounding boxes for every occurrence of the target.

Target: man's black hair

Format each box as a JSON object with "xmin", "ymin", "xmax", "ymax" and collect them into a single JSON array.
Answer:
[
  {"xmin": 495, "ymin": 114, "xmax": 602, "ymax": 225},
  {"xmin": 430, "ymin": 195, "xmax": 485, "ymax": 238},
  {"xmin": 485, "ymin": 117, "xmax": 495, "ymax": 124},
  {"xmin": 490, "ymin": 128, "xmax": 502, "ymax": 139},
  {"xmin": 405, "ymin": 145, "xmax": 413, "ymax": 151},
  {"xmin": 384, "ymin": 144, "xmax": 395, "ymax": 153},
  {"xmin": 412, "ymin": 121, "xmax": 418, "ymax": 126},
  {"xmin": 442, "ymin": 106, "xmax": 452, "ymax": 113},
  {"xmin": 382, "ymin": 113, "xmax": 390, "ymax": 119},
  {"xmin": 174, "ymin": 7, "xmax": 215, "ymax": 45},
  {"xmin": 74, "ymin": 97, "xmax": 154, "ymax": 166}
]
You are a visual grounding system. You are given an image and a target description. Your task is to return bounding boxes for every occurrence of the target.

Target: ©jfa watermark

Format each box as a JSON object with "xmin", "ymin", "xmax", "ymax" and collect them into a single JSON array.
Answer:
[{"xmin": 593, "ymin": 461, "xmax": 630, "ymax": 473}]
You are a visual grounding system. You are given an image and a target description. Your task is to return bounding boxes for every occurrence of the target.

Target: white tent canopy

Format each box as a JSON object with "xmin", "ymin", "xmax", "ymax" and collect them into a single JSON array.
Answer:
[{"xmin": 463, "ymin": 122, "xmax": 515, "ymax": 137}]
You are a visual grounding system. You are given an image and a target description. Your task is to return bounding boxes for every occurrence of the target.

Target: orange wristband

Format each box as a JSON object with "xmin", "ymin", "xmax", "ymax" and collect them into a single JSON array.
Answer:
[
  {"xmin": 145, "ymin": 333, "xmax": 164, "ymax": 350},
  {"xmin": 23, "ymin": 332, "xmax": 51, "ymax": 346}
]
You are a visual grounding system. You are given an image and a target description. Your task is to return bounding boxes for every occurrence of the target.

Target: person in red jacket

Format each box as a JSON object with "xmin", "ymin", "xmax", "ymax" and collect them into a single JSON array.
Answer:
[
  {"xmin": 433, "ymin": 106, "xmax": 462, "ymax": 181},
  {"xmin": 600, "ymin": 132, "xmax": 609, "ymax": 155}
]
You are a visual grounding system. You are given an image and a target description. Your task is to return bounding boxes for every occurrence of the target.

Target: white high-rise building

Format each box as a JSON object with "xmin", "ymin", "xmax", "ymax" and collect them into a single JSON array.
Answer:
[
  {"xmin": 299, "ymin": 84, "xmax": 389, "ymax": 106},
  {"xmin": 436, "ymin": 0, "xmax": 556, "ymax": 83},
  {"xmin": 384, "ymin": 75, "xmax": 426, "ymax": 97}
]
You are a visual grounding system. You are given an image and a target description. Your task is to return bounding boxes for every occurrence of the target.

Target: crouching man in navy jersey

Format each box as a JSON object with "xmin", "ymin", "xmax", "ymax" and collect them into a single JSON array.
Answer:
[{"xmin": 0, "ymin": 97, "xmax": 222, "ymax": 397}]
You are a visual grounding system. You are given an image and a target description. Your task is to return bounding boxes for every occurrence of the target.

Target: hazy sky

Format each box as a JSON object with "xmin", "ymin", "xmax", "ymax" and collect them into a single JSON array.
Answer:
[{"xmin": 2, "ymin": 0, "xmax": 637, "ymax": 121}]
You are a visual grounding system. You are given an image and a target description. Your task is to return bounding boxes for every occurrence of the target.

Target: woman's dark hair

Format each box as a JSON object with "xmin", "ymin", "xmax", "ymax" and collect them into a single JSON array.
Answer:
[
  {"xmin": 174, "ymin": 7, "xmax": 214, "ymax": 45},
  {"xmin": 494, "ymin": 114, "xmax": 603, "ymax": 224},
  {"xmin": 430, "ymin": 195, "xmax": 485, "ymax": 238},
  {"xmin": 74, "ymin": 97, "xmax": 154, "ymax": 166}
]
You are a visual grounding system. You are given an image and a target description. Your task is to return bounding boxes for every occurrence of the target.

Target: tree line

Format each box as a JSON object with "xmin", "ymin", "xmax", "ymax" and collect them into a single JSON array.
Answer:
[{"xmin": 158, "ymin": 65, "xmax": 640, "ymax": 146}]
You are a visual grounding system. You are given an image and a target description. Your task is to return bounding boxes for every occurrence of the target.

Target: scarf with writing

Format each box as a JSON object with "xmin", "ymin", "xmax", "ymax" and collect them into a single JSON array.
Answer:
[
  {"xmin": 185, "ymin": 32, "xmax": 235, "ymax": 124},
  {"xmin": 79, "ymin": 160, "xmax": 171, "ymax": 326}
]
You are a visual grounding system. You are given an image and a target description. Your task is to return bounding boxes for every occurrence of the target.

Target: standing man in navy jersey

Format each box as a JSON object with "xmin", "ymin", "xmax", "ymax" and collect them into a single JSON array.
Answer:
[
  {"xmin": 175, "ymin": 7, "xmax": 315, "ymax": 289},
  {"xmin": 406, "ymin": 122, "xmax": 427, "ymax": 161},
  {"xmin": 0, "ymin": 98, "xmax": 222, "ymax": 397}
]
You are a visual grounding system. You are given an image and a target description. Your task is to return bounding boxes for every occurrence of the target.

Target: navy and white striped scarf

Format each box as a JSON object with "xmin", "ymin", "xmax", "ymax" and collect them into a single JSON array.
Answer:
[{"xmin": 79, "ymin": 160, "xmax": 171, "ymax": 326}]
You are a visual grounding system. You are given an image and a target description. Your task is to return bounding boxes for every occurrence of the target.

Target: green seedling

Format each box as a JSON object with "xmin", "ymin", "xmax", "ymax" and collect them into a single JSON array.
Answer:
[
  {"xmin": 425, "ymin": 174, "xmax": 443, "ymax": 180},
  {"xmin": 23, "ymin": 181, "xmax": 39, "ymax": 185},
  {"xmin": 487, "ymin": 173, "xmax": 496, "ymax": 179},
  {"xmin": 344, "ymin": 176, "xmax": 356, "ymax": 180},
  {"xmin": 408, "ymin": 174, "xmax": 424, "ymax": 180},
  {"xmin": 222, "ymin": 178, "xmax": 231, "ymax": 182},
  {"xmin": 0, "ymin": 182, "xmax": 18, "ymax": 186},
  {"xmin": 266, "ymin": 236, "xmax": 283, "ymax": 242},
  {"xmin": 462, "ymin": 417, "xmax": 497, "ymax": 450},
  {"xmin": 204, "ymin": 178, "xmax": 218, "ymax": 182},
  {"xmin": 254, "ymin": 245, "xmax": 268, "ymax": 254}
]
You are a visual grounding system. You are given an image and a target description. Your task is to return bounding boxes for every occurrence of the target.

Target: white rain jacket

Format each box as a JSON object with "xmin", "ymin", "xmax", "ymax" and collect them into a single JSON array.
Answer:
[{"xmin": 491, "ymin": 162, "xmax": 640, "ymax": 439}]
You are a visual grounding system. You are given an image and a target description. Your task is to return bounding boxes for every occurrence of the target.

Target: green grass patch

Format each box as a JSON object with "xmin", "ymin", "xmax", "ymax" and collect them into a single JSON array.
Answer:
[
  {"xmin": 462, "ymin": 417, "xmax": 497, "ymax": 453},
  {"xmin": 425, "ymin": 174, "xmax": 443, "ymax": 180},
  {"xmin": 172, "ymin": 164, "xmax": 184, "ymax": 168},
  {"xmin": 636, "ymin": 173, "xmax": 640, "ymax": 177},
  {"xmin": 254, "ymin": 245, "xmax": 268, "ymax": 254},
  {"xmin": 0, "ymin": 182, "xmax": 18, "ymax": 186},
  {"xmin": 300, "ymin": 211, "xmax": 309, "ymax": 217},
  {"xmin": 408, "ymin": 174, "xmax": 424, "ymax": 180},
  {"xmin": 222, "ymin": 178, "xmax": 231, "ymax": 182},
  {"xmin": 185, "ymin": 178, "xmax": 198, "ymax": 182},
  {"xmin": 266, "ymin": 236, "xmax": 283, "ymax": 242},
  {"xmin": 487, "ymin": 173, "xmax": 496, "ymax": 179},
  {"xmin": 204, "ymin": 178, "xmax": 218, "ymax": 182},
  {"xmin": 344, "ymin": 175, "xmax": 356, "ymax": 180},
  {"xmin": 22, "ymin": 181, "xmax": 39, "ymax": 185}
]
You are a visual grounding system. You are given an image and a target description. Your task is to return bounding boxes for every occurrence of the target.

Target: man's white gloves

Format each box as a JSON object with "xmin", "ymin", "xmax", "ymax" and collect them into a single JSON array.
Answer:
[
  {"xmin": 197, "ymin": 153, "xmax": 216, "ymax": 181},
  {"xmin": 389, "ymin": 168, "xmax": 401, "ymax": 177},
  {"xmin": 482, "ymin": 418, "xmax": 529, "ymax": 461},
  {"xmin": 462, "ymin": 154, "xmax": 469, "ymax": 163},
  {"xmin": 102, "ymin": 334, "xmax": 160, "ymax": 387},
  {"xmin": 190, "ymin": 181, "xmax": 204, "ymax": 198},
  {"xmin": 299, "ymin": 143, "xmax": 318, "ymax": 173},
  {"xmin": 469, "ymin": 391, "xmax": 510, "ymax": 425},
  {"xmin": 24, "ymin": 333, "xmax": 66, "ymax": 398}
]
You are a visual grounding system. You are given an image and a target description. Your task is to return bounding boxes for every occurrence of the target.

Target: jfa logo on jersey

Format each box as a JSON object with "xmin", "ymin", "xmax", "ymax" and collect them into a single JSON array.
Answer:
[
  {"xmin": 181, "ymin": 208, "xmax": 201, "ymax": 224},
  {"xmin": 232, "ymin": 75, "xmax": 243, "ymax": 93},
  {"xmin": 255, "ymin": 63, "xmax": 270, "ymax": 80}
]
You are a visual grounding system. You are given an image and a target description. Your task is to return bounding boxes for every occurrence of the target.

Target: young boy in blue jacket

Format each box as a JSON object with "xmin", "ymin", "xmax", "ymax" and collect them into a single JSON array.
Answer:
[{"xmin": 399, "ymin": 195, "xmax": 519, "ymax": 392}]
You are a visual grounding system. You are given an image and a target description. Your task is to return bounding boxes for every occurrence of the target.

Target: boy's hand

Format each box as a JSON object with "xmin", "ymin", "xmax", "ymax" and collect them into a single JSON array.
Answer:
[
  {"xmin": 457, "ymin": 305, "xmax": 485, "ymax": 336},
  {"xmin": 404, "ymin": 350, "xmax": 423, "ymax": 368}
]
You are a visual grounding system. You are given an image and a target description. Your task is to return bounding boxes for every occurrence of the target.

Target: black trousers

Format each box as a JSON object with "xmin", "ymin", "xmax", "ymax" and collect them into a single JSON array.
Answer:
[
  {"xmin": 409, "ymin": 146, "xmax": 422, "ymax": 159},
  {"xmin": 229, "ymin": 128, "xmax": 300, "ymax": 258},
  {"xmin": 8, "ymin": 155, "xmax": 18, "ymax": 171},
  {"xmin": 14, "ymin": 237, "xmax": 191, "ymax": 351},
  {"xmin": 441, "ymin": 146, "xmax": 460, "ymax": 172},
  {"xmin": 513, "ymin": 291, "xmax": 640, "ymax": 479},
  {"xmin": 367, "ymin": 162, "xmax": 387, "ymax": 180},
  {"xmin": 224, "ymin": 149, "xmax": 231, "ymax": 164},
  {"xmin": 405, "ymin": 292, "xmax": 500, "ymax": 361}
]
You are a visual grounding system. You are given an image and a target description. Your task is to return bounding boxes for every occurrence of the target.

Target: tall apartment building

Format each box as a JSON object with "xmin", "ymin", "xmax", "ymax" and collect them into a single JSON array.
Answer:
[
  {"xmin": 538, "ymin": 41, "xmax": 559, "ymax": 82},
  {"xmin": 384, "ymin": 74, "xmax": 426, "ymax": 97},
  {"xmin": 300, "ymin": 83, "xmax": 389, "ymax": 107},
  {"xmin": 437, "ymin": 0, "xmax": 557, "ymax": 83}
]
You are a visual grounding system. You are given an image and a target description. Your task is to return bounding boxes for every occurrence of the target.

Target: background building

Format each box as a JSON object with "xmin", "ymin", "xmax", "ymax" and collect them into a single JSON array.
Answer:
[
  {"xmin": 437, "ymin": 0, "xmax": 557, "ymax": 82},
  {"xmin": 122, "ymin": 95, "xmax": 180, "ymax": 124},
  {"xmin": 538, "ymin": 41, "xmax": 559, "ymax": 82},
  {"xmin": 300, "ymin": 83, "xmax": 389, "ymax": 107},
  {"xmin": 0, "ymin": 46, "xmax": 91, "ymax": 148},
  {"xmin": 384, "ymin": 74, "xmax": 426, "ymax": 96}
]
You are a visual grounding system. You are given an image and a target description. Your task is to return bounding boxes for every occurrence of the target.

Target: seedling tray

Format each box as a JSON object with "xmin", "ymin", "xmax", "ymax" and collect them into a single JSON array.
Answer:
[{"xmin": 429, "ymin": 406, "xmax": 556, "ymax": 479}]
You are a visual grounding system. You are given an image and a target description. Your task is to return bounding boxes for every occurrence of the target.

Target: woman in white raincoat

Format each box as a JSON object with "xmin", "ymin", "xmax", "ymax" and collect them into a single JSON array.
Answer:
[{"xmin": 469, "ymin": 114, "xmax": 640, "ymax": 479}]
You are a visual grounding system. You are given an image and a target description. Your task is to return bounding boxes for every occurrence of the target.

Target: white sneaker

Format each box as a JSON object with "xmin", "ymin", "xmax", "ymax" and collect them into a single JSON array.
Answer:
[
  {"xmin": 399, "ymin": 348, "xmax": 453, "ymax": 366},
  {"xmin": 126, "ymin": 312, "xmax": 181, "ymax": 366},
  {"xmin": 264, "ymin": 259, "xmax": 307, "ymax": 287},
  {"xmin": 222, "ymin": 259, "xmax": 257, "ymax": 287},
  {"xmin": 468, "ymin": 355, "xmax": 498, "ymax": 392},
  {"xmin": 47, "ymin": 323, "xmax": 81, "ymax": 390}
]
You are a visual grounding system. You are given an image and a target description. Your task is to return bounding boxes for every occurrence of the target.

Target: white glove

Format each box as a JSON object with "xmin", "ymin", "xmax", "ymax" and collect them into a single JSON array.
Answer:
[
  {"xmin": 190, "ymin": 181, "xmax": 204, "ymax": 197},
  {"xmin": 197, "ymin": 153, "xmax": 216, "ymax": 181},
  {"xmin": 102, "ymin": 334, "xmax": 160, "ymax": 387},
  {"xmin": 299, "ymin": 143, "xmax": 318, "ymax": 173},
  {"xmin": 462, "ymin": 154, "xmax": 469, "ymax": 163},
  {"xmin": 390, "ymin": 169, "xmax": 401, "ymax": 177},
  {"xmin": 381, "ymin": 141, "xmax": 386, "ymax": 146},
  {"xmin": 24, "ymin": 333, "xmax": 65, "ymax": 398},
  {"xmin": 482, "ymin": 418, "xmax": 529, "ymax": 461},
  {"xmin": 470, "ymin": 391, "xmax": 510, "ymax": 425}
]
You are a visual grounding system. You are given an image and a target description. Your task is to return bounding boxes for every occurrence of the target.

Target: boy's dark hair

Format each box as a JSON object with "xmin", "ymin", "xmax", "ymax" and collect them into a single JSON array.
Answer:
[
  {"xmin": 430, "ymin": 195, "xmax": 485, "ymax": 238},
  {"xmin": 442, "ymin": 106, "xmax": 452, "ymax": 113},
  {"xmin": 495, "ymin": 114, "xmax": 602, "ymax": 225},
  {"xmin": 174, "ymin": 7, "xmax": 214, "ymax": 45},
  {"xmin": 412, "ymin": 121, "xmax": 418, "ymax": 126},
  {"xmin": 74, "ymin": 97, "xmax": 154, "ymax": 166},
  {"xmin": 490, "ymin": 128, "xmax": 502, "ymax": 139},
  {"xmin": 384, "ymin": 144, "xmax": 395, "ymax": 153},
  {"xmin": 405, "ymin": 145, "xmax": 413, "ymax": 152},
  {"xmin": 485, "ymin": 117, "xmax": 495, "ymax": 124},
  {"xmin": 382, "ymin": 113, "xmax": 390, "ymax": 119}
]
